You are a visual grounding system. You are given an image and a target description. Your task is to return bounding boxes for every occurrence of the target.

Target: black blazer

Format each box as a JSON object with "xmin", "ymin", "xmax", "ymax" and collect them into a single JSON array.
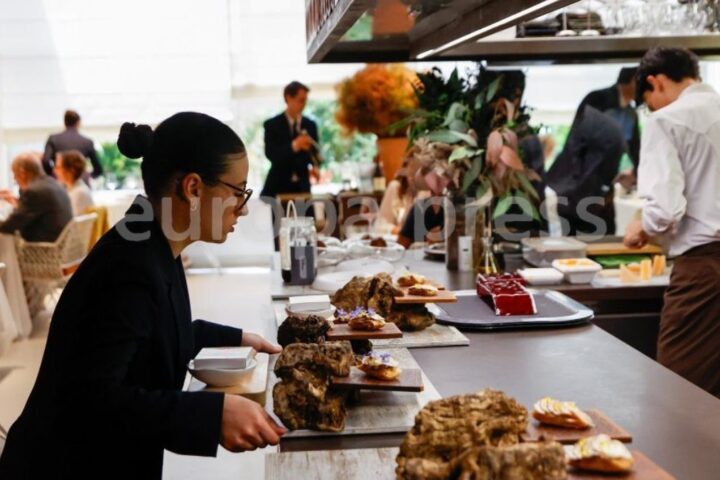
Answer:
[
  {"xmin": 43, "ymin": 128, "xmax": 103, "ymax": 178},
  {"xmin": 260, "ymin": 113, "xmax": 318, "ymax": 198},
  {"xmin": 0, "ymin": 196, "xmax": 243, "ymax": 479}
]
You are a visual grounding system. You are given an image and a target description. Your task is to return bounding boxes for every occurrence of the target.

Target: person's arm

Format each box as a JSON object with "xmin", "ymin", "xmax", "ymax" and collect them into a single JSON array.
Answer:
[
  {"xmin": 87, "ymin": 146, "xmax": 103, "ymax": 178},
  {"xmin": 264, "ymin": 119, "xmax": 295, "ymax": 164},
  {"xmin": 0, "ymin": 189, "xmax": 44, "ymax": 235},
  {"xmin": 637, "ymin": 117, "xmax": 686, "ymax": 236},
  {"xmin": 42, "ymin": 138, "xmax": 56, "ymax": 176},
  {"xmin": 378, "ymin": 180, "xmax": 400, "ymax": 227},
  {"xmin": 192, "ymin": 319, "xmax": 243, "ymax": 357}
]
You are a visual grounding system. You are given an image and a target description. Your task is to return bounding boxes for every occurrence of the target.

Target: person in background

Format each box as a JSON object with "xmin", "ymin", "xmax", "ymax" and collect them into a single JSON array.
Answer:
[
  {"xmin": 397, "ymin": 166, "xmax": 447, "ymax": 248},
  {"xmin": 260, "ymin": 81, "xmax": 320, "ymax": 199},
  {"xmin": 0, "ymin": 112, "xmax": 284, "ymax": 478},
  {"xmin": 0, "ymin": 153, "xmax": 72, "ymax": 242},
  {"xmin": 624, "ymin": 47, "xmax": 720, "ymax": 398},
  {"xmin": 43, "ymin": 109, "xmax": 103, "ymax": 179},
  {"xmin": 55, "ymin": 150, "xmax": 95, "ymax": 215},
  {"xmin": 377, "ymin": 157, "xmax": 419, "ymax": 234}
]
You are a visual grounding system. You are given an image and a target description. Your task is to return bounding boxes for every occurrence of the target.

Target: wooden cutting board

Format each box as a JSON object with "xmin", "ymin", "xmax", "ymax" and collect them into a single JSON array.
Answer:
[
  {"xmin": 186, "ymin": 353, "xmax": 269, "ymax": 406},
  {"xmin": 394, "ymin": 288, "xmax": 457, "ymax": 304},
  {"xmin": 265, "ymin": 447, "xmax": 675, "ymax": 480},
  {"xmin": 326, "ymin": 322, "xmax": 403, "ymax": 340},
  {"xmin": 331, "ymin": 367, "xmax": 423, "ymax": 393},
  {"xmin": 586, "ymin": 242, "xmax": 663, "ymax": 256},
  {"xmin": 523, "ymin": 410, "xmax": 632, "ymax": 444}
]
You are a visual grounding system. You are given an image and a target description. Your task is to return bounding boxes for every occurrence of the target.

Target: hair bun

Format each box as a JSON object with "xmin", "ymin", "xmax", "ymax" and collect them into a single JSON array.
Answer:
[{"xmin": 117, "ymin": 122, "xmax": 153, "ymax": 159}]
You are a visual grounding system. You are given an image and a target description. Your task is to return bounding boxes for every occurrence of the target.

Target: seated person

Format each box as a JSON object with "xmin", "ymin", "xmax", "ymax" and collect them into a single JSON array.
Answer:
[
  {"xmin": 55, "ymin": 150, "xmax": 95, "ymax": 215},
  {"xmin": 376, "ymin": 159, "xmax": 418, "ymax": 235},
  {"xmin": 545, "ymin": 106, "xmax": 626, "ymax": 236},
  {"xmin": 397, "ymin": 168, "xmax": 446, "ymax": 248},
  {"xmin": 0, "ymin": 153, "xmax": 73, "ymax": 241}
]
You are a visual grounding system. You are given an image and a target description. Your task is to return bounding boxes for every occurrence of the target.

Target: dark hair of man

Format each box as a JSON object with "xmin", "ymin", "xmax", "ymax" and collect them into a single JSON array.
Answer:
[
  {"xmin": 117, "ymin": 112, "xmax": 246, "ymax": 201},
  {"xmin": 635, "ymin": 47, "xmax": 700, "ymax": 104},
  {"xmin": 617, "ymin": 67, "xmax": 638, "ymax": 86},
  {"xmin": 283, "ymin": 81, "xmax": 310, "ymax": 100},
  {"xmin": 64, "ymin": 110, "xmax": 81, "ymax": 128},
  {"xmin": 59, "ymin": 150, "xmax": 87, "ymax": 181}
]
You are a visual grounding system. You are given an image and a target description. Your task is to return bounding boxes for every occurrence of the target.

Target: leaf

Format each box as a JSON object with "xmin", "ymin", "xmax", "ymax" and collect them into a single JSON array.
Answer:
[
  {"xmin": 462, "ymin": 155, "xmax": 484, "ymax": 193},
  {"xmin": 425, "ymin": 130, "xmax": 463, "ymax": 144},
  {"xmin": 493, "ymin": 194, "xmax": 514, "ymax": 219},
  {"xmin": 485, "ymin": 76, "xmax": 502, "ymax": 103},
  {"xmin": 515, "ymin": 190, "xmax": 540, "ymax": 221},
  {"xmin": 448, "ymin": 146, "xmax": 471, "ymax": 162},
  {"xmin": 442, "ymin": 102, "xmax": 468, "ymax": 127},
  {"xmin": 449, "ymin": 119, "xmax": 469, "ymax": 132},
  {"xmin": 449, "ymin": 131, "xmax": 478, "ymax": 147},
  {"xmin": 517, "ymin": 172, "xmax": 540, "ymax": 201},
  {"xmin": 475, "ymin": 178, "xmax": 491, "ymax": 202}
]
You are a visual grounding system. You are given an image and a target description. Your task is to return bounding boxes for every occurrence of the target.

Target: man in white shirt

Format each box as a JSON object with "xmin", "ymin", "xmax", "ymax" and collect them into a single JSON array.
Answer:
[{"xmin": 624, "ymin": 47, "xmax": 720, "ymax": 397}]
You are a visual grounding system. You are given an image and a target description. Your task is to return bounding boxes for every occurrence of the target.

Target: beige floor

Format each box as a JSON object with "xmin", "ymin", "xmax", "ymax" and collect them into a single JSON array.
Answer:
[{"xmin": 0, "ymin": 267, "xmax": 279, "ymax": 479}]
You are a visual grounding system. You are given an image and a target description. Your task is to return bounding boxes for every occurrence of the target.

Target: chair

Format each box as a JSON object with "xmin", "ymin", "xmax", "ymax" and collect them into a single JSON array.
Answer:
[
  {"xmin": 84, "ymin": 205, "xmax": 109, "ymax": 248},
  {"xmin": 15, "ymin": 213, "xmax": 97, "ymax": 320}
]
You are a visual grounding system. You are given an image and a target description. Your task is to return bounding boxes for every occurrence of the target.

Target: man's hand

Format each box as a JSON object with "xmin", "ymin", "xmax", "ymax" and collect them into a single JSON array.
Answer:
[
  {"xmin": 241, "ymin": 332, "xmax": 282, "ymax": 354},
  {"xmin": 624, "ymin": 219, "xmax": 649, "ymax": 249},
  {"xmin": 310, "ymin": 167, "xmax": 321, "ymax": 183},
  {"xmin": 613, "ymin": 168, "xmax": 636, "ymax": 192},
  {"xmin": 291, "ymin": 134, "xmax": 313, "ymax": 152},
  {"xmin": 0, "ymin": 190, "xmax": 18, "ymax": 207},
  {"xmin": 220, "ymin": 394, "xmax": 286, "ymax": 452}
]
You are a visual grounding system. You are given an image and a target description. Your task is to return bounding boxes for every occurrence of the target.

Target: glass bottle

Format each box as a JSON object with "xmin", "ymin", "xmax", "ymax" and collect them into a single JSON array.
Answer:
[
  {"xmin": 279, "ymin": 217, "xmax": 318, "ymax": 284},
  {"xmin": 477, "ymin": 235, "xmax": 499, "ymax": 276}
]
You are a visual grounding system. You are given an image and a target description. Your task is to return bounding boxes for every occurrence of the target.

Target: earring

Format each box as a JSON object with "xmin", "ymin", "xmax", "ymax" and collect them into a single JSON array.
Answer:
[{"xmin": 190, "ymin": 198, "xmax": 199, "ymax": 212}]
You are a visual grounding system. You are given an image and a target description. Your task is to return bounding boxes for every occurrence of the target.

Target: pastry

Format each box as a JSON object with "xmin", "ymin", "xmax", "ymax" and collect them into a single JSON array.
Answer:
[
  {"xmin": 276, "ymin": 315, "xmax": 331, "ymax": 347},
  {"xmin": 387, "ymin": 304, "xmax": 435, "ymax": 331},
  {"xmin": 397, "ymin": 272, "xmax": 426, "ymax": 287},
  {"xmin": 369, "ymin": 237, "xmax": 388, "ymax": 247},
  {"xmin": 274, "ymin": 341, "xmax": 354, "ymax": 378},
  {"xmin": 532, "ymin": 397, "xmax": 595, "ymax": 429},
  {"xmin": 358, "ymin": 352, "xmax": 402, "ymax": 380},
  {"xmin": 567, "ymin": 434, "xmax": 634, "ymax": 473},
  {"xmin": 396, "ymin": 389, "xmax": 529, "ymax": 479},
  {"xmin": 476, "ymin": 274, "xmax": 537, "ymax": 316},
  {"xmin": 407, "ymin": 284, "xmax": 438, "ymax": 297},
  {"xmin": 346, "ymin": 307, "xmax": 386, "ymax": 331}
]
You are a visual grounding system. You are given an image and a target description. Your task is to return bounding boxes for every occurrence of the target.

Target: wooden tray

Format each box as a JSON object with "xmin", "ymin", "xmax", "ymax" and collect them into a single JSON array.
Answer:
[
  {"xmin": 587, "ymin": 242, "xmax": 663, "ymax": 256},
  {"xmin": 523, "ymin": 409, "xmax": 632, "ymax": 444},
  {"xmin": 326, "ymin": 322, "xmax": 402, "ymax": 340},
  {"xmin": 266, "ymin": 448, "xmax": 675, "ymax": 480},
  {"xmin": 331, "ymin": 367, "xmax": 424, "ymax": 392},
  {"xmin": 186, "ymin": 353, "xmax": 270, "ymax": 406},
  {"xmin": 395, "ymin": 288, "xmax": 457, "ymax": 304}
]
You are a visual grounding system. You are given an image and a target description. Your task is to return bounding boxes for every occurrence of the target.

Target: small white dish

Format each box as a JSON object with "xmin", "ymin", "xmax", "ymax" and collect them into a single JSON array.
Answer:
[
  {"xmin": 552, "ymin": 258, "xmax": 602, "ymax": 284},
  {"xmin": 284, "ymin": 304, "xmax": 336, "ymax": 319},
  {"xmin": 518, "ymin": 267, "xmax": 564, "ymax": 286},
  {"xmin": 188, "ymin": 358, "xmax": 257, "ymax": 387}
]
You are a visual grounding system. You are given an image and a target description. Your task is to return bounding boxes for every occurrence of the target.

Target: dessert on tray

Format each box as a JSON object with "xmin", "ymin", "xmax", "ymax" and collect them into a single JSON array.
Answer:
[
  {"xmin": 397, "ymin": 272, "xmax": 426, "ymax": 287},
  {"xmin": 476, "ymin": 274, "xmax": 537, "ymax": 316},
  {"xmin": 407, "ymin": 284, "xmax": 439, "ymax": 297},
  {"xmin": 277, "ymin": 315, "xmax": 331, "ymax": 347},
  {"xmin": 532, "ymin": 397, "xmax": 595, "ymax": 429},
  {"xmin": 358, "ymin": 352, "xmax": 401, "ymax": 380},
  {"xmin": 345, "ymin": 307, "xmax": 386, "ymax": 331},
  {"xmin": 272, "ymin": 342, "xmax": 354, "ymax": 432},
  {"xmin": 566, "ymin": 434, "xmax": 634, "ymax": 473}
]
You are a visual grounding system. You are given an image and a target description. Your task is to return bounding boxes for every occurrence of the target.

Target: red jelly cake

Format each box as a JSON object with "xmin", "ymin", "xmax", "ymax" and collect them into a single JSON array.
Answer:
[{"xmin": 476, "ymin": 273, "xmax": 537, "ymax": 316}]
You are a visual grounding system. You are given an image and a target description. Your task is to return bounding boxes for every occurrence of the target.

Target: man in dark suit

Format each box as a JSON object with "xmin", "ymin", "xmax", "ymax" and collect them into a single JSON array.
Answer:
[
  {"xmin": 260, "ymin": 81, "xmax": 320, "ymax": 199},
  {"xmin": 43, "ymin": 109, "xmax": 103, "ymax": 178},
  {"xmin": 0, "ymin": 153, "xmax": 73, "ymax": 242},
  {"xmin": 574, "ymin": 67, "xmax": 640, "ymax": 187}
]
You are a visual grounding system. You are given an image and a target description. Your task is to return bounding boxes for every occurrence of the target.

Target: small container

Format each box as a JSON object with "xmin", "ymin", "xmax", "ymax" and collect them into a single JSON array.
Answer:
[
  {"xmin": 279, "ymin": 203, "xmax": 318, "ymax": 285},
  {"xmin": 518, "ymin": 268, "xmax": 564, "ymax": 286},
  {"xmin": 522, "ymin": 237, "xmax": 587, "ymax": 267},
  {"xmin": 552, "ymin": 258, "xmax": 602, "ymax": 284}
]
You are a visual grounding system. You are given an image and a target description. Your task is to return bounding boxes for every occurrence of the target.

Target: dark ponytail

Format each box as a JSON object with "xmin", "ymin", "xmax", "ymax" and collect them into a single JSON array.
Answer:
[{"xmin": 117, "ymin": 112, "xmax": 246, "ymax": 200}]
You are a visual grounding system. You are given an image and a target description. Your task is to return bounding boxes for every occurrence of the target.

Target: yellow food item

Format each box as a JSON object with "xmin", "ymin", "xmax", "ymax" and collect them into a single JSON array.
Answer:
[
  {"xmin": 620, "ymin": 264, "xmax": 640, "ymax": 284},
  {"xmin": 652, "ymin": 255, "xmax": 667, "ymax": 276},
  {"xmin": 640, "ymin": 259, "xmax": 653, "ymax": 281}
]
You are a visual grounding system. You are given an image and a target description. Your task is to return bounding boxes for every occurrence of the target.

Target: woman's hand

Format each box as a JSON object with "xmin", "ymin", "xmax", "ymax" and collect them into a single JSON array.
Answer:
[
  {"xmin": 220, "ymin": 394, "xmax": 286, "ymax": 452},
  {"xmin": 241, "ymin": 332, "xmax": 282, "ymax": 354}
]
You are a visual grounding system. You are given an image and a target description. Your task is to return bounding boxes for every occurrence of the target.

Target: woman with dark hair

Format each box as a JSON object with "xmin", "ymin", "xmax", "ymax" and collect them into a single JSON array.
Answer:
[
  {"xmin": 55, "ymin": 149, "xmax": 94, "ymax": 215},
  {"xmin": 0, "ymin": 112, "xmax": 285, "ymax": 478},
  {"xmin": 377, "ymin": 157, "xmax": 418, "ymax": 234}
]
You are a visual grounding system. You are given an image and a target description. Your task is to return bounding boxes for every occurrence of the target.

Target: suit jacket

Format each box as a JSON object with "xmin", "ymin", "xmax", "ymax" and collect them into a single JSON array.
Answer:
[
  {"xmin": 0, "ymin": 175, "xmax": 73, "ymax": 242},
  {"xmin": 0, "ymin": 196, "xmax": 243, "ymax": 479},
  {"xmin": 260, "ymin": 113, "xmax": 318, "ymax": 198},
  {"xmin": 43, "ymin": 128, "xmax": 103, "ymax": 177},
  {"xmin": 575, "ymin": 85, "xmax": 640, "ymax": 169}
]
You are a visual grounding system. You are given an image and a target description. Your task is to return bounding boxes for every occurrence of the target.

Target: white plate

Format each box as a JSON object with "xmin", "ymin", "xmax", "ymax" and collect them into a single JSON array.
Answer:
[
  {"xmin": 334, "ymin": 258, "xmax": 395, "ymax": 274},
  {"xmin": 188, "ymin": 358, "xmax": 257, "ymax": 387}
]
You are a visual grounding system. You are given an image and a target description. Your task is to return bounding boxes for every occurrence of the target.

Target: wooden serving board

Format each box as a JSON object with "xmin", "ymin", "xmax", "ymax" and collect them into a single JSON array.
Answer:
[
  {"xmin": 265, "ymin": 448, "xmax": 675, "ymax": 480},
  {"xmin": 186, "ymin": 353, "xmax": 269, "ymax": 406},
  {"xmin": 267, "ymin": 348, "xmax": 441, "ymax": 438},
  {"xmin": 273, "ymin": 302, "xmax": 470, "ymax": 349},
  {"xmin": 326, "ymin": 322, "xmax": 402, "ymax": 340},
  {"xmin": 586, "ymin": 242, "xmax": 663, "ymax": 256},
  {"xmin": 394, "ymin": 288, "xmax": 457, "ymax": 304},
  {"xmin": 523, "ymin": 409, "xmax": 632, "ymax": 444},
  {"xmin": 331, "ymin": 367, "xmax": 423, "ymax": 393}
]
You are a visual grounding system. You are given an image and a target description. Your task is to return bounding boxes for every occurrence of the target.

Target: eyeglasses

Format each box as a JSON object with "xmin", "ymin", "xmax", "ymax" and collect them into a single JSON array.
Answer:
[{"xmin": 218, "ymin": 180, "xmax": 253, "ymax": 210}]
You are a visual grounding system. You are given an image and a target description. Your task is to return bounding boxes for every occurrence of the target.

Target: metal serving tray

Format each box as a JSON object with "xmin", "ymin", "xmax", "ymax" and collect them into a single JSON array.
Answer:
[{"xmin": 430, "ymin": 289, "xmax": 593, "ymax": 331}]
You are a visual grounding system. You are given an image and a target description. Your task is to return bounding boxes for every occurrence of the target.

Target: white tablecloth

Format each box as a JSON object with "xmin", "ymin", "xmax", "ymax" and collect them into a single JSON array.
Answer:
[{"xmin": 0, "ymin": 204, "xmax": 33, "ymax": 345}]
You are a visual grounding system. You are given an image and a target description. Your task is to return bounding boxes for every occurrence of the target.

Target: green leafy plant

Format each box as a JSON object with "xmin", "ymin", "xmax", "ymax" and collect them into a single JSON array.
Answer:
[{"xmin": 96, "ymin": 142, "xmax": 141, "ymax": 186}]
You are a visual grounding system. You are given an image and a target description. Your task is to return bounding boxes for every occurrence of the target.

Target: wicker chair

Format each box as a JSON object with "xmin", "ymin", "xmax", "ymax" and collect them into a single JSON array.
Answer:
[{"xmin": 15, "ymin": 213, "xmax": 97, "ymax": 320}]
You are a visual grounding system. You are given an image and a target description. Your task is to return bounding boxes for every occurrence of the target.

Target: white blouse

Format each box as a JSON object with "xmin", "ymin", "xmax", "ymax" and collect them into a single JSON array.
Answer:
[{"xmin": 68, "ymin": 179, "xmax": 94, "ymax": 216}]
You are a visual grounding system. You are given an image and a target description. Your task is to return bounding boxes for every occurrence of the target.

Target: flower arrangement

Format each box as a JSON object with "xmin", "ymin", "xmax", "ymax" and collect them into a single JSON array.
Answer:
[{"xmin": 335, "ymin": 64, "xmax": 419, "ymax": 138}]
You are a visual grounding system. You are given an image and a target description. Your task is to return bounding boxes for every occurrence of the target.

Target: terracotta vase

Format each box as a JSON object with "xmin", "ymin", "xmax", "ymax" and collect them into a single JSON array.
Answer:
[
  {"xmin": 376, "ymin": 137, "xmax": 407, "ymax": 184},
  {"xmin": 372, "ymin": 0, "xmax": 415, "ymax": 36}
]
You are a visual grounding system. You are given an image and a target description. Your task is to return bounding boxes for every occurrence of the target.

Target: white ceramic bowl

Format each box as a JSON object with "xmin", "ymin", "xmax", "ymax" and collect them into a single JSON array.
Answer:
[
  {"xmin": 551, "ymin": 258, "xmax": 602, "ymax": 284},
  {"xmin": 518, "ymin": 267, "xmax": 564, "ymax": 286},
  {"xmin": 188, "ymin": 358, "xmax": 257, "ymax": 387}
]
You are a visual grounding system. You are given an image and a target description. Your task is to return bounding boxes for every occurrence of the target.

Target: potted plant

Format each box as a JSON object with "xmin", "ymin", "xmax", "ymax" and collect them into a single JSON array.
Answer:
[{"xmin": 335, "ymin": 64, "xmax": 419, "ymax": 182}]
